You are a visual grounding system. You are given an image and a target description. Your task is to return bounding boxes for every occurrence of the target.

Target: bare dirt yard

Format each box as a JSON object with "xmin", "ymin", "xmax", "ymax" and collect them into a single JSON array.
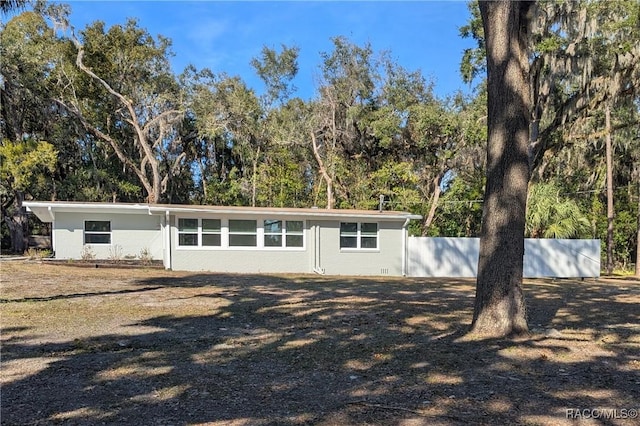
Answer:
[{"xmin": 1, "ymin": 262, "xmax": 638, "ymax": 425}]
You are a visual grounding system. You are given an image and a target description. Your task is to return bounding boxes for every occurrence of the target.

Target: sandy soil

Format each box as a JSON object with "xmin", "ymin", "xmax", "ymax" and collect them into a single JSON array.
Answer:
[{"xmin": 1, "ymin": 262, "xmax": 638, "ymax": 425}]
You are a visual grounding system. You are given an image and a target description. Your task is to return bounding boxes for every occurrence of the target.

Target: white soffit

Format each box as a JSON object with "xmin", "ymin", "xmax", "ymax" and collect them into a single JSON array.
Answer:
[{"xmin": 24, "ymin": 201, "xmax": 422, "ymax": 222}]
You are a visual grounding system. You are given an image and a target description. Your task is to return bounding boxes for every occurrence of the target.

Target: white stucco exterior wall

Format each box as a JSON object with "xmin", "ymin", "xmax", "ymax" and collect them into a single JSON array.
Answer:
[
  {"xmin": 169, "ymin": 214, "xmax": 312, "ymax": 273},
  {"xmin": 25, "ymin": 201, "xmax": 418, "ymax": 276},
  {"xmin": 169, "ymin": 217, "xmax": 407, "ymax": 275},
  {"xmin": 313, "ymin": 220, "xmax": 405, "ymax": 276},
  {"xmin": 52, "ymin": 212, "xmax": 164, "ymax": 261}
]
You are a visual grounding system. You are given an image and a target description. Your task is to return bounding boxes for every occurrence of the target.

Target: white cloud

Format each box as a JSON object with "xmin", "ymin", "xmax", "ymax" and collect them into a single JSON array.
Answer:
[{"xmin": 185, "ymin": 17, "xmax": 230, "ymax": 46}]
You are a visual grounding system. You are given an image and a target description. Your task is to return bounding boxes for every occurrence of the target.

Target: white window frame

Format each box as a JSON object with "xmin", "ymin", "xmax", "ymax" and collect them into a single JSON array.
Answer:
[
  {"xmin": 228, "ymin": 219, "xmax": 258, "ymax": 247},
  {"xmin": 284, "ymin": 220, "xmax": 304, "ymax": 248},
  {"xmin": 177, "ymin": 218, "xmax": 199, "ymax": 247},
  {"xmin": 84, "ymin": 220, "xmax": 111, "ymax": 245},
  {"xmin": 263, "ymin": 219, "xmax": 305, "ymax": 249},
  {"xmin": 340, "ymin": 222, "xmax": 379, "ymax": 251},
  {"xmin": 175, "ymin": 217, "xmax": 305, "ymax": 250},
  {"xmin": 176, "ymin": 217, "xmax": 223, "ymax": 248},
  {"xmin": 201, "ymin": 218, "xmax": 222, "ymax": 247}
]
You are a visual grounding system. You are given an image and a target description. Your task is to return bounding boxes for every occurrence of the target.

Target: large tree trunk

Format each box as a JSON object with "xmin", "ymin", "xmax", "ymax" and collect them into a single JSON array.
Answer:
[
  {"xmin": 2, "ymin": 192, "xmax": 28, "ymax": 254},
  {"xmin": 604, "ymin": 105, "xmax": 615, "ymax": 275},
  {"xmin": 636, "ymin": 176, "xmax": 640, "ymax": 278},
  {"xmin": 470, "ymin": 1, "xmax": 534, "ymax": 338}
]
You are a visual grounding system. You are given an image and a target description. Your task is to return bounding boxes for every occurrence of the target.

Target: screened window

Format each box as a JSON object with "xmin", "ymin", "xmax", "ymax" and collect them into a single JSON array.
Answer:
[
  {"xmin": 263, "ymin": 220, "xmax": 304, "ymax": 248},
  {"xmin": 229, "ymin": 220, "xmax": 257, "ymax": 247},
  {"xmin": 84, "ymin": 221, "xmax": 111, "ymax": 244},
  {"xmin": 340, "ymin": 222, "xmax": 378, "ymax": 249},
  {"xmin": 178, "ymin": 218, "xmax": 199, "ymax": 246}
]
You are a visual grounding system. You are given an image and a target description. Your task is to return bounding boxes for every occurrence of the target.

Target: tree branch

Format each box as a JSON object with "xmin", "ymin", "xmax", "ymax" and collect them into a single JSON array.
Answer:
[
  {"xmin": 53, "ymin": 98, "xmax": 153, "ymax": 197},
  {"xmin": 73, "ymin": 40, "xmax": 162, "ymax": 201}
]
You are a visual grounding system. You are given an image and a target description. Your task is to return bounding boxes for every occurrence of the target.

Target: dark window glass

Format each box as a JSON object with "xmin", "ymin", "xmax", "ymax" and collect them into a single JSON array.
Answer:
[
  {"xmin": 361, "ymin": 223, "xmax": 378, "ymax": 235},
  {"xmin": 286, "ymin": 221, "xmax": 303, "ymax": 233},
  {"xmin": 202, "ymin": 219, "xmax": 221, "ymax": 232},
  {"xmin": 229, "ymin": 234, "xmax": 257, "ymax": 247},
  {"xmin": 202, "ymin": 234, "xmax": 221, "ymax": 246},
  {"xmin": 179, "ymin": 234, "xmax": 198, "ymax": 246},
  {"xmin": 361, "ymin": 237, "xmax": 378, "ymax": 249},
  {"xmin": 85, "ymin": 221, "xmax": 110, "ymax": 232},
  {"xmin": 84, "ymin": 221, "xmax": 111, "ymax": 244},
  {"xmin": 178, "ymin": 218, "xmax": 198, "ymax": 232},
  {"xmin": 340, "ymin": 236, "xmax": 358, "ymax": 248},
  {"xmin": 340, "ymin": 222, "xmax": 357, "ymax": 235},
  {"xmin": 85, "ymin": 233, "xmax": 111, "ymax": 244},
  {"xmin": 229, "ymin": 220, "xmax": 256, "ymax": 233},
  {"xmin": 286, "ymin": 235, "xmax": 303, "ymax": 247},
  {"xmin": 265, "ymin": 235, "xmax": 283, "ymax": 247}
]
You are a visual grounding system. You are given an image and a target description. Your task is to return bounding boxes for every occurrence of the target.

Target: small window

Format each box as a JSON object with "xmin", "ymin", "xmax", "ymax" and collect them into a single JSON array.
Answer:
[
  {"xmin": 264, "ymin": 220, "xmax": 283, "ymax": 247},
  {"xmin": 285, "ymin": 220, "xmax": 304, "ymax": 247},
  {"xmin": 263, "ymin": 220, "xmax": 304, "ymax": 248},
  {"xmin": 84, "ymin": 221, "xmax": 111, "ymax": 244},
  {"xmin": 340, "ymin": 222, "xmax": 378, "ymax": 249},
  {"xmin": 360, "ymin": 223, "xmax": 378, "ymax": 249},
  {"xmin": 178, "ymin": 218, "xmax": 198, "ymax": 246},
  {"xmin": 339, "ymin": 222, "xmax": 358, "ymax": 248},
  {"xmin": 202, "ymin": 219, "xmax": 221, "ymax": 246},
  {"xmin": 229, "ymin": 219, "xmax": 257, "ymax": 247}
]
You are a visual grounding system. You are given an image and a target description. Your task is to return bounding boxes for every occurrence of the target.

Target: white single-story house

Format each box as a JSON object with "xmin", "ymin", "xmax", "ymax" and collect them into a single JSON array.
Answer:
[{"xmin": 24, "ymin": 201, "xmax": 421, "ymax": 276}]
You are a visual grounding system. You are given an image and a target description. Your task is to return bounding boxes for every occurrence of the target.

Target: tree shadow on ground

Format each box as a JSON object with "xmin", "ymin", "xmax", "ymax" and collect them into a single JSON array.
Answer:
[
  {"xmin": 1, "ymin": 268, "xmax": 638, "ymax": 425},
  {"xmin": 0, "ymin": 286, "xmax": 162, "ymax": 304}
]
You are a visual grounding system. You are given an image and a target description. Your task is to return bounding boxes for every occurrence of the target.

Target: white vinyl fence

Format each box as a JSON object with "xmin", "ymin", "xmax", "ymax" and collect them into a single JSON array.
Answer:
[{"xmin": 408, "ymin": 237, "xmax": 600, "ymax": 278}]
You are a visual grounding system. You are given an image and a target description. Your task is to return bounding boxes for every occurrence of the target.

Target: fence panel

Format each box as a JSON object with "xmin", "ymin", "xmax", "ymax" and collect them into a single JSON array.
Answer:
[
  {"xmin": 408, "ymin": 237, "xmax": 479, "ymax": 278},
  {"xmin": 408, "ymin": 237, "xmax": 600, "ymax": 278}
]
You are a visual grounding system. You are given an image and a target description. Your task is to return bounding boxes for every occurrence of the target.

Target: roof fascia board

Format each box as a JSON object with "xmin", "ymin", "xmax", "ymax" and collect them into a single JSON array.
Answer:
[
  {"xmin": 24, "ymin": 201, "xmax": 151, "ymax": 214},
  {"xmin": 148, "ymin": 206, "xmax": 421, "ymax": 221},
  {"xmin": 23, "ymin": 201, "xmax": 421, "ymax": 221}
]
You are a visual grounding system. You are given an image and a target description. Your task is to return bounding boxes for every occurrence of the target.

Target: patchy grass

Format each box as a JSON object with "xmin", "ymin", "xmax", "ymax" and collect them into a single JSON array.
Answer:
[{"xmin": 1, "ymin": 262, "xmax": 639, "ymax": 425}]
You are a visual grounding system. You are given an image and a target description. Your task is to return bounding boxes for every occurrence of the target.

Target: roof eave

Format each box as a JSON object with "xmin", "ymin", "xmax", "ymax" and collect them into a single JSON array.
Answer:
[
  {"xmin": 148, "ymin": 205, "xmax": 421, "ymax": 220},
  {"xmin": 23, "ymin": 201, "xmax": 422, "ymax": 221}
]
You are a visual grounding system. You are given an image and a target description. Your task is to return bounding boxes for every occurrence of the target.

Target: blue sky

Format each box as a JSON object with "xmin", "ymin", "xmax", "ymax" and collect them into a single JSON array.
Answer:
[{"xmin": 61, "ymin": 1, "xmax": 475, "ymax": 99}]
